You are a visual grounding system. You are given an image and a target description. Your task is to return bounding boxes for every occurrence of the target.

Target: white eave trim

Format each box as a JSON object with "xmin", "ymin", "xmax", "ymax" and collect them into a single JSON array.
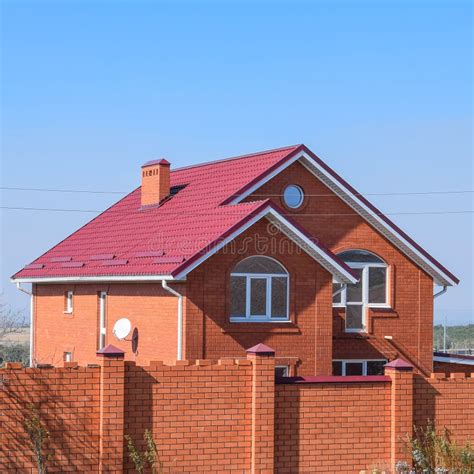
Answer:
[
  {"xmin": 11, "ymin": 274, "xmax": 178, "ymax": 284},
  {"xmin": 229, "ymin": 149, "xmax": 457, "ymax": 287},
  {"xmin": 173, "ymin": 206, "xmax": 357, "ymax": 284},
  {"xmin": 434, "ymin": 355, "xmax": 474, "ymax": 366}
]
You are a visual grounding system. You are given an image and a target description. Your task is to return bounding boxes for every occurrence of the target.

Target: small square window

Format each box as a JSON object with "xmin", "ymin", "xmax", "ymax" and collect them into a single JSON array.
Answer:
[
  {"xmin": 63, "ymin": 352, "xmax": 72, "ymax": 362},
  {"xmin": 275, "ymin": 365, "xmax": 289, "ymax": 377},
  {"xmin": 332, "ymin": 361, "xmax": 343, "ymax": 376}
]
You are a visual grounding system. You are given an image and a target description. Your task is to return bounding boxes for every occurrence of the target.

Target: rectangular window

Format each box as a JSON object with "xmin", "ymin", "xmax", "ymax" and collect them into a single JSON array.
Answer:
[
  {"xmin": 333, "ymin": 359, "xmax": 387, "ymax": 376},
  {"xmin": 368, "ymin": 267, "xmax": 387, "ymax": 304},
  {"xmin": 346, "ymin": 305, "xmax": 363, "ymax": 331},
  {"xmin": 332, "ymin": 282, "xmax": 343, "ymax": 305},
  {"xmin": 63, "ymin": 352, "xmax": 72, "ymax": 362},
  {"xmin": 231, "ymin": 276, "xmax": 246, "ymax": 317},
  {"xmin": 271, "ymin": 277, "xmax": 287, "ymax": 318},
  {"xmin": 275, "ymin": 365, "xmax": 289, "ymax": 377},
  {"xmin": 64, "ymin": 291, "xmax": 73, "ymax": 313},
  {"xmin": 98, "ymin": 291, "xmax": 107, "ymax": 350},
  {"xmin": 250, "ymin": 278, "xmax": 267, "ymax": 316}
]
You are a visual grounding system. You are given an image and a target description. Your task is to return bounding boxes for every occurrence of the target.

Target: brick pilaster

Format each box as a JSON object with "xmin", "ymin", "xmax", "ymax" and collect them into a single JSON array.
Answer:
[
  {"xmin": 97, "ymin": 344, "xmax": 125, "ymax": 473},
  {"xmin": 247, "ymin": 343, "xmax": 275, "ymax": 474},
  {"xmin": 385, "ymin": 358, "xmax": 414, "ymax": 470}
]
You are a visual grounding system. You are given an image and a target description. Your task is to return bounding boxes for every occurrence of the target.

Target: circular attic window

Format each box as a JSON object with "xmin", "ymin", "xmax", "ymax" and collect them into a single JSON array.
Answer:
[{"xmin": 283, "ymin": 185, "xmax": 304, "ymax": 209}]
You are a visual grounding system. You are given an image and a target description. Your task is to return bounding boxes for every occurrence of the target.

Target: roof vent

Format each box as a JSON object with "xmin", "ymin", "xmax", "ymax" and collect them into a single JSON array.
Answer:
[{"xmin": 141, "ymin": 158, "xmax": 170, "ymax": 207}]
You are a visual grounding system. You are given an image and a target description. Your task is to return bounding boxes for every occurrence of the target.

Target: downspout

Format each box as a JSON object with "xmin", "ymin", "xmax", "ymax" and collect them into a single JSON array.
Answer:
[
  {"xmin": 162, "ymin": 280, "xmax": 183, "ymax": 360},
  {"xmin": 434, "ymin": 285, "xmax": 448, "ymax": 299},
  {"xmin": 16, "ymin": 282, "xmax": 34, "ymax": 367}
]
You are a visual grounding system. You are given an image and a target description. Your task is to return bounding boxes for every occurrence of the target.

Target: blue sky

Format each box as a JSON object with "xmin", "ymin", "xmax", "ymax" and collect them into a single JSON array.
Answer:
[{"xmin": 1, "ymin": 1, "xmax": 472, "ymax": 325}]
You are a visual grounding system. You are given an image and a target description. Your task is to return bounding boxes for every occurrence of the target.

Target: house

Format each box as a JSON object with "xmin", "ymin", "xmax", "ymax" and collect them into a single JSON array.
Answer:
[{"xmin": 11, "ymin": 144, "xmax": 459, "ymax": 376}]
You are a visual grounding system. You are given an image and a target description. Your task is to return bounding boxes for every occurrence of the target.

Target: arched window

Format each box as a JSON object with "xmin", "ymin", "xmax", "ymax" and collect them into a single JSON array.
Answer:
[
  {"xmin": 230, "ymin": 256, "xmax": 289, "ymax": 322},
  {"xmin": 333, "ymin": 250, "xmax": 388, "ymax": 332}
]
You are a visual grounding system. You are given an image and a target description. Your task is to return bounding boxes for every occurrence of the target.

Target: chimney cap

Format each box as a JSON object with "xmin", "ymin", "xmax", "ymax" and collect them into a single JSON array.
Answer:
[{"xmin": 142, "ymin": 158, "xmax": 170, "ymax": 168}]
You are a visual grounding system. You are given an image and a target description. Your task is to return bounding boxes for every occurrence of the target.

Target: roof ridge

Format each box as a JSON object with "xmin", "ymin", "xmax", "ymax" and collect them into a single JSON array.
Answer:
[{"xmin": 171, "ymin": 144, "xmax": 302, "ymax": 173}]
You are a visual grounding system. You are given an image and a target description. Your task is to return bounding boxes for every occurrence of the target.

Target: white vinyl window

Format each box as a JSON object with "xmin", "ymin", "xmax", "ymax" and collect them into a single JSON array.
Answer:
[
  {"xmin": 332, "ymin": 250, "xmax": 388, "ymax": 333},
  {"xmin": 333, "ymin": 359, "xmax": 387, "ymax": 376},
  {"xmin": 230, "ymin": 256, "xmax": 289, "ymax": 322},
  {"xmin": 98, "ymin": 291, "xmax": 107, "ymax": 350},
  {"xmin": 64, "ymin": 290, "xmax": 73, "ymax": 314}
]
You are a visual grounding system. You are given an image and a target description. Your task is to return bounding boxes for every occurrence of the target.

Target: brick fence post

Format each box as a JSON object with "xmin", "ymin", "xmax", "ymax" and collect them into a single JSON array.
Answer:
[
  {"xmin": 385, "ymin": 358, "xmax": 414, "ymax": 470},
  {"xmin": 246, "ymin": 343, "xmax": 275, "ymax": 474},
  {"xmin": 97, "ymin": 344, "xmax": 125, "ymax": 473}
]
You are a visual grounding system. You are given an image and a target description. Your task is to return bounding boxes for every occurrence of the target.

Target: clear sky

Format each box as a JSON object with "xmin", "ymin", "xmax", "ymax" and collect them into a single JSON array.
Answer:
[{"xmin": 1, "ymin": 1, "xmax": 472, "ymax": 325}]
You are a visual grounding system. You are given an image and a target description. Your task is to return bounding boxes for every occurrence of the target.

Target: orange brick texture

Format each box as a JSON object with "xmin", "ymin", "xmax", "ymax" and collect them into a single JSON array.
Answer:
[
  {"xmin": 414, "ymin": 372, "xmax": 474, "ymax": 445},
  {"xmin": 1, "ymin": 354, "xmax": 474, "ymax": 472},
  {"xmin": 386, "ymin": 365, "xmax": 414, "ymax": 468},
  {"xmin": 434, "ymin": 360, "xmax": 474, "ymax": 375},
  {"xmin": 275, "ymin": 381, "xmax": 392, "ymax": 473},
  {"xmin": 0, "ymin": 364, "xmax": 101, "ymax": 472},
  {"xmin": 123, "ymin": 357, "xmax": 254, "ymax": 472},
  {"xmin": 34, "ymin": 283, "xmax": 178, "ymax": 366}
]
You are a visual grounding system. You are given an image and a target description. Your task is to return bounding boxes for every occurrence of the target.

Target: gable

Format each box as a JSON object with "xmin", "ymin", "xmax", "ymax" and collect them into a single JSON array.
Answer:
[{"xmin": 228, "ymin": 146, "xmax": 458, "ymax": 287}]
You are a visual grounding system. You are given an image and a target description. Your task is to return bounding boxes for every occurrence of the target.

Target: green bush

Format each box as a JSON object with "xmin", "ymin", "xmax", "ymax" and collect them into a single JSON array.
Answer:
[{"xmin": 0, "ymin": 342, "xmax": 29, "ymax": 367}]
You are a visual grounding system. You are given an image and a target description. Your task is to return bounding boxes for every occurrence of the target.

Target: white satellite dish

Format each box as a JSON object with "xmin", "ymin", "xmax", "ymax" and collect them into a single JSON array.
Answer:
[{"xmin": 113, "ymin": 318, "xmax": 132, "ymax": 340}]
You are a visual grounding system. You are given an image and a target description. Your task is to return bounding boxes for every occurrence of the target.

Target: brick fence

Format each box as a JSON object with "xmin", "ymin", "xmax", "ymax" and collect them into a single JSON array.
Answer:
[{"xmin": 0, "ymin": 345, "xmax": 473, "ymax": 473}]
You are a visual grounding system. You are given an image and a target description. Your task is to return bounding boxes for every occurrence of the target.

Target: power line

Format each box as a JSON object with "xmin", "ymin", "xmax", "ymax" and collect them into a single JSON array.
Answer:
[
  {"xmin": 0, "ymin": 186, "xmax": 126, "ymax": 195},
  {"xmin": 1, "ymin": 186, "xmax": 473, "ymax": 197},
  {"xmin": 1, "ymin": 206, "xmax": 473, "ymax": 216}
]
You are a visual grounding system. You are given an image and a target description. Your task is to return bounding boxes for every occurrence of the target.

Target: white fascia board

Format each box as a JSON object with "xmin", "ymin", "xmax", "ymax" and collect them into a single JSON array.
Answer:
[
  {"xmin": 11, "ymin": 274, "xmax": 178, "ymax": 284},
  {"xmin": 173, "ymin": 206, "xmax": 357, "ymax": 284},
  {"xmin": 433, "ymin": 355, "xmax": 474, "ymax": 366},
  {"xmin": 228, "ymin": 149, "xmax": 457, "ymax": 287}
]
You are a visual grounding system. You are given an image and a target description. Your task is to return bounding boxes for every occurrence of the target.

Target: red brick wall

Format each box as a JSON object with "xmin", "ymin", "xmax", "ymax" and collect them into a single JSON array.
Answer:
[
  {"xmin": 434, "ymin": 360, "xmax": 474, "ymax": 375},
  {"xmin": 1, "ymin": 355, "xmax": 473, "ymax": 473},
  {"xmin": 244, "ymin": 160, "xmax": 435, "ymax": 373},
  {"xmin": 123, "ymin": 359, "xmax": 254, "ymax": 472},
  {"xmin": 185, "ymin": 219, "xmax": 334, "ymax": 375},
  {"xmin": 274, "ymin": 381, "xmax": 392, "ymax": 473},
  {"xmin": 413, "ymin": 373, "xmax": 474, "ymax": 444},
  {"xmin": 34, "ymin": 283, "xmax": 179, "ymax": 366},
  {"xmin": 0, "ymin": 364, "xmax": 100, "ymax": 472}
]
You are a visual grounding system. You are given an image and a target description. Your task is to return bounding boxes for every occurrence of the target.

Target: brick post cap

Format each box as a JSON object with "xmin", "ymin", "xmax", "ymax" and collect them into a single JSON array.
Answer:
[
  {"xmin": 384, "ymin": 358, "xmax": 413, "ymax": 371},
  {"xmin": 96, "ymin": 344, "xmax": 125, "ymax": 358},
  {"xmin": 246, "ymin": 343, "xmax": 275, "ymax": 356}
]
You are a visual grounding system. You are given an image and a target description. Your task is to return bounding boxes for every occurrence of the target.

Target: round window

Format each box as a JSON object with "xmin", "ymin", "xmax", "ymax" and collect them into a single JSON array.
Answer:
[{"xmin": 283, "ymin": 185, "xmax": 304, "ymax": 209}]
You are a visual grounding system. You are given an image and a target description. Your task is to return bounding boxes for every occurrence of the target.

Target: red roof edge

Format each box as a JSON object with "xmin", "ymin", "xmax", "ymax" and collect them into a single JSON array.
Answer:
[
  {"xmin": 219, "ymin": 144, "xmax": 305, "ymax": 206},
  {"xmin": 246, "ymin": 343, "xmax": 275, "ymax": 355},
  {"xmin": 302, "ymin": 146, "xmax": 460, "ymax": 285}
]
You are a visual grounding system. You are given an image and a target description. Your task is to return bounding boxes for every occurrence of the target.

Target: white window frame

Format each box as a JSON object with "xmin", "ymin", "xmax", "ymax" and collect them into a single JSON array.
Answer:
[
  {"xmin": 230, "ymin": 257, "xmax": 290, "ymax": 323},
  {"xmin": 64, "ymin": 290, "xmax": 73, "ymax": 314},
  {"xmin": 63, "ymin": 352, "xmax": 72, "ymax": 362},
  {"xmin": 333, "ymin": 359, "xmax": 387, "ymax": 376},
  {"xmin": 333, "ymin": 258, "xmax": 389, "ymax": 333},
  {"xmin": 98, "ymin": 291, "xmax": 107, "ymax": 349}
]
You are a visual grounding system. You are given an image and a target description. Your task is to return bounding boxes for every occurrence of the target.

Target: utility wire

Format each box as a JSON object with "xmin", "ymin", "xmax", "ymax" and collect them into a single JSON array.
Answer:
[
  {"xmin": 1, "ymin": 206, "xmax": 473, "ymax": 216},
  {"xmin": 1, "ymin": 186, "xmax": 473, "ymax": 197}
]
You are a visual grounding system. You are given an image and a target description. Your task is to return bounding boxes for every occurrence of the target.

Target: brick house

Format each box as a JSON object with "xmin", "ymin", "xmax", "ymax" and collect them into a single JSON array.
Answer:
[{"xmin": 12, "ymin": 144, "xmax": 459, "ymax": 376}]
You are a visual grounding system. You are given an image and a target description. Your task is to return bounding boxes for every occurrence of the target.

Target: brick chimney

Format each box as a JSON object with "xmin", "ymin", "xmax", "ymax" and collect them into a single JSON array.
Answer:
[{"xmin": 141, "ymin": 159, "xmax": 170, "ymax": 207}]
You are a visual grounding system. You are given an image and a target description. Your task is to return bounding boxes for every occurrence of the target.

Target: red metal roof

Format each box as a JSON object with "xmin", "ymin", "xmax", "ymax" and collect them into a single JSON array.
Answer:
[{"xmin": 13, "ymin": 145, "xmax": 304, "ymax": 279}]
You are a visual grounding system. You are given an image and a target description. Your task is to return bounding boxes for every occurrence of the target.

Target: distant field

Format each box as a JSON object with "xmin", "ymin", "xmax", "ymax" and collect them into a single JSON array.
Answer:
[{"xmin": 1, "ymin": 327, "xmax": 29, "ymax": 344}]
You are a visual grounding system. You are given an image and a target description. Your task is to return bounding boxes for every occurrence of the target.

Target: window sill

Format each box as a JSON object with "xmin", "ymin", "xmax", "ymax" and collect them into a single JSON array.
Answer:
[
  {"xmin": 222, "ymin": 322, "xmax": 300, "ymax": 334},
  {"xmin": 229, "ymin": 317, "xmax": 291, "ymax": 323},
  {"xmin": 63, "ymin": 311, "xmax": 73, "ymax": 316}
]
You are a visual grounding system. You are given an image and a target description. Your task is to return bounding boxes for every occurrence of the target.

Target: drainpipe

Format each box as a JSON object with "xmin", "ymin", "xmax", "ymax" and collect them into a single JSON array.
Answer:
[
  {"xmin": 161, "ymin": 280, "xmax": 183, "ymax": 360},
  {"xmin": 15, "ymin": 282, "xmax": 34, "ymax": 367},
  {"xmin": 433, "ymin": 285, "xmax": 448, "ymax": 299}
]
